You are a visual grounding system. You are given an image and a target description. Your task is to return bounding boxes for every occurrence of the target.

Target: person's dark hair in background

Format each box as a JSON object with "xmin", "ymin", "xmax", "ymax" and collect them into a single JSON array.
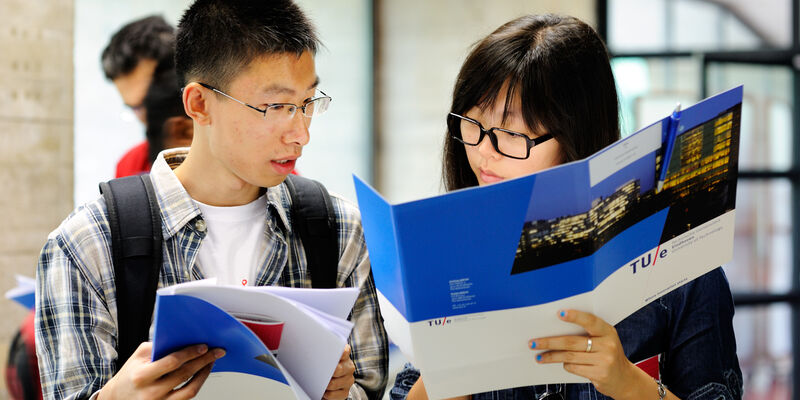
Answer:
[
  {"xmin": 101, "ymin": 15, "xmax": 175, "ymax": 81},
  {"xmin": 443, "ymin": 14, "xmax": 620, "ymax": 191},
  {"xmin": 143, "ymin": 68, "xmax": 193, "ymax": 163},
  {"xmin": 4, "ymin": 17, "xmax": 182, "ymax": 400},
  {"xmin": 102, "ymin": 15, "xmax": 177, "ymax": 177},
  {"xmin": 175, "ymin": 0, "xmax": 319, "ymax": 90}
]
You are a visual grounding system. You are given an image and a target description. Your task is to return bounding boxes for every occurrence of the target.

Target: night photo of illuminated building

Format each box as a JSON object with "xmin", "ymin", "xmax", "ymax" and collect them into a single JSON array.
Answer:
[{"xmin": 511, "ymin": 104, "xmax": 741, "ymax": 275}]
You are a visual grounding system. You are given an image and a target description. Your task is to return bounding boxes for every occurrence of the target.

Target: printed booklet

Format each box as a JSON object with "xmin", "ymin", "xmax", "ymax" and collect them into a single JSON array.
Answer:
[
  {"xmin": 151, "ymin": 280, "xmax": 359, "ymax": 400},
  {"xmin": 5, "ymin": 274, "xmax": 35, "ymax": 310},
  {"xmin": 354, "ymin": 86, "xmax": 742, "ymax": 398}
]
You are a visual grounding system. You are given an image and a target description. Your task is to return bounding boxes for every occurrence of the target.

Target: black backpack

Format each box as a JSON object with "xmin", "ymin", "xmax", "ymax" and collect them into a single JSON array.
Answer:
[{"xmin": 99, "ymin": 174, "xmax": 339, "ymax": 372}]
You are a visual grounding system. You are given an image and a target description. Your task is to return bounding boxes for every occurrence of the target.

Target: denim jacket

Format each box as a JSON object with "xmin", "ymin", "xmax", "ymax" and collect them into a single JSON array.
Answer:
[{"xmin": 391, "ymin": 268, "xmax": 743, "ymax": 400}]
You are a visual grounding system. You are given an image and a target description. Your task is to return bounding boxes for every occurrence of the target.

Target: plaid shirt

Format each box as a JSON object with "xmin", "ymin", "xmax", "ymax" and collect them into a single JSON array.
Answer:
[{"xmin": 35, "ymin": 150, "xmax": 388, "ymax": 400}]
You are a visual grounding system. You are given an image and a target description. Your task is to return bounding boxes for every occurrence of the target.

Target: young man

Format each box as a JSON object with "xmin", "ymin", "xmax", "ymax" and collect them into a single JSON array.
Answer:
[
  {"xmin": 35, "ymin": 1, "xmax": 388, "ymax": 399},
  {"xmin": 101, "ymin": 15, "xmax": 175, "ymax": 177}
]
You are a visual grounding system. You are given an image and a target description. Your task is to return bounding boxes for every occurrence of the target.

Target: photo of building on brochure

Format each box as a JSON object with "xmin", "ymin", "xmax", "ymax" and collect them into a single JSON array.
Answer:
[{"xmin": 511, "ymin": 104, "xmax": 742, "ymax": 275}]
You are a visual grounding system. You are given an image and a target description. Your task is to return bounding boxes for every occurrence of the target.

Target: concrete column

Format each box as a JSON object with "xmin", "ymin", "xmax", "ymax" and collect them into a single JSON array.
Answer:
[{"xmin": 0, "ymin": 0, "xmax": 74, "ymax": 396}]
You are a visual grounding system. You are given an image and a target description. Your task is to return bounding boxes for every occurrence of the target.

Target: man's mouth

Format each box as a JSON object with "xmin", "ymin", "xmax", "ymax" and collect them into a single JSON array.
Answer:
[{"xmin": 271, "ymin": 158, "xmax": 298, "ymax": 174}]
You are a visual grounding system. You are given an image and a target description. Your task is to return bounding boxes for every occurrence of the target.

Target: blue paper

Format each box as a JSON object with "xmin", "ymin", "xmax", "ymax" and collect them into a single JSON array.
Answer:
[{"xmin": 152, "ymin": 294, "xmax": 288, "ymax": 384}]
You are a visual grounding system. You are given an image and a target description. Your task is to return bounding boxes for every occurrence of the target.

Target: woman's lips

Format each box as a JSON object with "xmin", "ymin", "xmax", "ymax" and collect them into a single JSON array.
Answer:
[{"xmin": 480, "ymin": 168, "xmax": 504, "ymax": 183}]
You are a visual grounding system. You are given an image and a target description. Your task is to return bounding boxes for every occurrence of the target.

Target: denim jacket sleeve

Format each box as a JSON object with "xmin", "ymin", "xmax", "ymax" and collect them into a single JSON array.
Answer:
[{"xmin": 658, "ymin": 268, "xmax": 743, "ymax": 400}]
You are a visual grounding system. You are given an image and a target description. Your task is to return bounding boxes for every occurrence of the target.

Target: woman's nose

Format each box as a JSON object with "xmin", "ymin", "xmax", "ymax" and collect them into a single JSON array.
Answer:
[{"xmin": 476, "ymin": 133, "xmax": 501, "ymax": 159}]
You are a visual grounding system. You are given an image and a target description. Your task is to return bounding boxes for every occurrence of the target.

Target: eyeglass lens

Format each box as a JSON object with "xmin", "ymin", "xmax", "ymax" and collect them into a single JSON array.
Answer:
[
  {"xmin": 459, "ymin": 118, "xmax": 529, "ymax": 159},
  {"xmin": 264, "ymin": 96, "xmax": 330, "ymax": 121}
]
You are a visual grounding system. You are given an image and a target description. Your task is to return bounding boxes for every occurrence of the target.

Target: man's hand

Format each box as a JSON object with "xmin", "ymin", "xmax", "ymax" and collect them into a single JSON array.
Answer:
[
  {"xmin": 323, "ymin": 344, "xmax": 356, "ymax": 400},
  {"xmin": 99, "ymin": 342, "xmax": 225, "ymax": 400}
]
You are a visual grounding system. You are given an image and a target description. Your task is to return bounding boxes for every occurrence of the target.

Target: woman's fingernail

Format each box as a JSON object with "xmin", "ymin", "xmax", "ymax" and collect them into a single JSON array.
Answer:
[
  {"xmin": 196, "ymin": 344, "xmax": 208, "ymax": 354},
  {"xmin": 214, "ymin": 349, "xmax": 226, "ymax": 359},
  {"xmin": 536, "ymin": 354, "xmax": 542, "ymax": 362},
  {"xmin": 559, "ymin": 310, "xmax": 567, "ymax": 318},
  {"xmin": 530, "ymin": 341, "xmax": 537, "ymax": 349}
]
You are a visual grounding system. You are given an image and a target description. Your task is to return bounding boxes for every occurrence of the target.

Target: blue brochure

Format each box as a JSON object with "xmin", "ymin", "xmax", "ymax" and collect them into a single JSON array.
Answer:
[
  {"xmin": 151, "ymin": 281, "xmax": 358, "ymax": 400},
  {"xmin": 153, "ymin": 294, "xmax": 289, "ymax": 382},
  {"xmin": 5, "ymin": 275, "xmax": 35, "ymax": 310},
  {"xmin": 354, "ymin": 86, "xmax": 743, "ymax": 398}
]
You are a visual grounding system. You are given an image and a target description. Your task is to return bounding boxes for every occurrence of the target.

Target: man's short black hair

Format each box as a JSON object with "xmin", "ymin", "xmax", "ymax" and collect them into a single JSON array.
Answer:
[
  {"xmin": 101, "ymin": 15, "xmax": 175, "ymax": 81},
  {"xmin": 175, "ymin": 0, "xmax": 320, "ymax": 89}
]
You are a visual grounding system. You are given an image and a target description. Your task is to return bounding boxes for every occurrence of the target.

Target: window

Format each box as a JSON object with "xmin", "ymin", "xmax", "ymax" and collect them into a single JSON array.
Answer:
[{"xmin": 605, "ymin": 1, "xmax": 800, "ymax": 398}]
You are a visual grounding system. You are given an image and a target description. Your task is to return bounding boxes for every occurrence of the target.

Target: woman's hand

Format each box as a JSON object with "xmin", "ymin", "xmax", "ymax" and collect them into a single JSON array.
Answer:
[{"xmin": 529, "ymin": 309, "xmax": 668, "ymax": 400}]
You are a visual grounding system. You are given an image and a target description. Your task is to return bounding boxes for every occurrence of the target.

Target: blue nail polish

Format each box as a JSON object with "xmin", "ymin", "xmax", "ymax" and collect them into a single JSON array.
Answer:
[
  {"xmin": 559, "ymin": 310, "xmax": 566, "ymax": 318},
  {"xmin": 536, "ymin": 354, "xmax": 542, "ymax": 362},
  {"xmin": 530, "ymin": 341, "xmax": 536, "ymax": 349}
]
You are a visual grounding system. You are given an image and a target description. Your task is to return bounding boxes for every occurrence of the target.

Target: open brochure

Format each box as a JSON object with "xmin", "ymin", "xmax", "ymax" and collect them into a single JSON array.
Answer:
[
  {"xmin": 151, "ymin": 280, "xmax": 359, "ymax": 400},
  {"xmin": 5, "ymin": 274, "xmax": 35, "ymax": 310},
  {"xmin": 354, "ymin": 86, "xmax": 742, "ymax": 398}
]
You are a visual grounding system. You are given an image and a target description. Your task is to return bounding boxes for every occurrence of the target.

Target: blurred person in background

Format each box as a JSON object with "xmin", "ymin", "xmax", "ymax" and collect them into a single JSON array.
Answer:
[
  {"xmin": 142, "ymin": 67, "xmax": 194, "ymax": 160},
  {"xmin": 5, "ymin": 16, "xmax": 179, "ymax": 400},
  {"xmin": 4, "ymin": 64, "xmax": 194, "ymax": 400},
  {"xmin": 101, "ymin": 15, "xmax": 176, "ymax": 177}
]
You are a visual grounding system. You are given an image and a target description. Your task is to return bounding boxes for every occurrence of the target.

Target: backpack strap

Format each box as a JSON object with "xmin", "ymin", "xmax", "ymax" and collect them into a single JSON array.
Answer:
[
  {"xmin": 99, "ymin": 174, "xmax": 163, "ymax": 372},
  {"xmin": 283, "ymin": 175, "xmax": 339, "ymax": 289}
]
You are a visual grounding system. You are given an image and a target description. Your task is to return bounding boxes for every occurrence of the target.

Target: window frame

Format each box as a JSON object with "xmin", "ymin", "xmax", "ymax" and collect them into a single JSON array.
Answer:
[{"xmin": 600, "ymin": 0, "xmax": 800, "ymax": 398}]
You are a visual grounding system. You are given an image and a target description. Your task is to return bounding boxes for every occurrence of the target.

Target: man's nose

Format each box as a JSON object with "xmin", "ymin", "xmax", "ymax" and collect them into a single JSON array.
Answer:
[{"xmin": 283, "ymin": 111, "xmax": 311, "ymax": 146}]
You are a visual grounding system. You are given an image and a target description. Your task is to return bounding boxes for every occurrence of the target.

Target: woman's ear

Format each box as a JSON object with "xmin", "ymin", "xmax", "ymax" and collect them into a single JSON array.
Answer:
[
  {"xmin": 182, "ymin": 82, "xmax": 212, "ymax": 125},
  {"xmin": 163, "ymin": 116, "xmax": 194, "ymax": 149}
]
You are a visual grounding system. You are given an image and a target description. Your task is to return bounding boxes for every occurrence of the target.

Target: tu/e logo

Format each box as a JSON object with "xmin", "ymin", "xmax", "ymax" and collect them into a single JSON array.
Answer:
[
  {"xmin": 427, "ymin": 317, "xmax": 452, "ymax": 327},
  {"xmin": 629, "ymin": 246, "xmax": 668, "ymax": 274}
]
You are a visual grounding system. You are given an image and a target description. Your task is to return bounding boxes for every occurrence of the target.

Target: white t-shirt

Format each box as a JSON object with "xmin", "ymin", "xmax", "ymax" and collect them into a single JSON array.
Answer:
[{"xmin": 193, "ymin": 195, "xmax": 267, "ymax": 286}]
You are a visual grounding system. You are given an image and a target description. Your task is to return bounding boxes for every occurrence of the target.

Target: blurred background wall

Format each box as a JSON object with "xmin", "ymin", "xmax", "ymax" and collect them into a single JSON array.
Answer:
[
  {"xmin": 0, "ymin": 0, "xmax": 74, "ymax": 396},
  {"xmin": 2, "ymin": 0, "xmax": 799, "ymax": 399},
  {"xmin": 375, "ymin": 0, "xmax": 594, "ymax": 202}
]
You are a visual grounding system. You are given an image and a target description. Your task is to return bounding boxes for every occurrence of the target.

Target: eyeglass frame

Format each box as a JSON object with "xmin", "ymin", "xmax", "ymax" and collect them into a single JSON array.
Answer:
[
  {"xmin": 448, "ymin": 112, "xmax": 553, "ymax": 160},
  {"xmin": 196, "ymin": 82, "xmax": 331, "ymax": 121}
]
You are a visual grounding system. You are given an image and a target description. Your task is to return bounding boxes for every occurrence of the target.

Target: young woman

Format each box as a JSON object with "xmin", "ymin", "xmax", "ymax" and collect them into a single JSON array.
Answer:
[
  {"xmin": 391, "ymin": 14, "xmax": 742, "ymax": 400},
  {"xmin": 143, "ymin": 67, "xmax": 194, "ymax": 162}
]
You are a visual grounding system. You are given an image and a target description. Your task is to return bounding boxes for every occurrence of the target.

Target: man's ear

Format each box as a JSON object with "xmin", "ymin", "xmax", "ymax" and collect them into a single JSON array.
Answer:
[{"xmin": 183, "ymin": 82, "xmax": 212, "ymax": 125}]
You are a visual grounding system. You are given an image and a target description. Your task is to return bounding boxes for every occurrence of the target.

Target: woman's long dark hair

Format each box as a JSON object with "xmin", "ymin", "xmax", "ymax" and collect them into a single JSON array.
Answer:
[
  {"xmin": 443, "ymin": 14, "xmax": 620, "ymax": 191},
  {"xmin": 144, "ymin": 68, "xmax": 186, "ymax": 163}
]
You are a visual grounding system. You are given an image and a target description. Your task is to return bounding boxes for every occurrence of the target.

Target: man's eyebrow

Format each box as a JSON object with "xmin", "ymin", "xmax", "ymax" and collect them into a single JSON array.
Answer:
[
  {"xmin": 262, "ymin": 85, "xmax": 295, "ymax": 96},
  {"xmin": 261, "ymin": 76, "xmax": 320, "ymax": 97},
  {"xmin": 308, "ymin": 76, "xmax": 320, "ymax": 91}
]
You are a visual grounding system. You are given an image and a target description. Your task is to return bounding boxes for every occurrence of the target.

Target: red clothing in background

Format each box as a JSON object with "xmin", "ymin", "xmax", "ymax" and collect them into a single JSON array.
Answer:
[
  {"xmin": 115, "ymin": 141, "xmax": 151, "ymax": 178},
  {"xmin": 114, "ymin": 140, "xmax": 299, "ymax": 178}
]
